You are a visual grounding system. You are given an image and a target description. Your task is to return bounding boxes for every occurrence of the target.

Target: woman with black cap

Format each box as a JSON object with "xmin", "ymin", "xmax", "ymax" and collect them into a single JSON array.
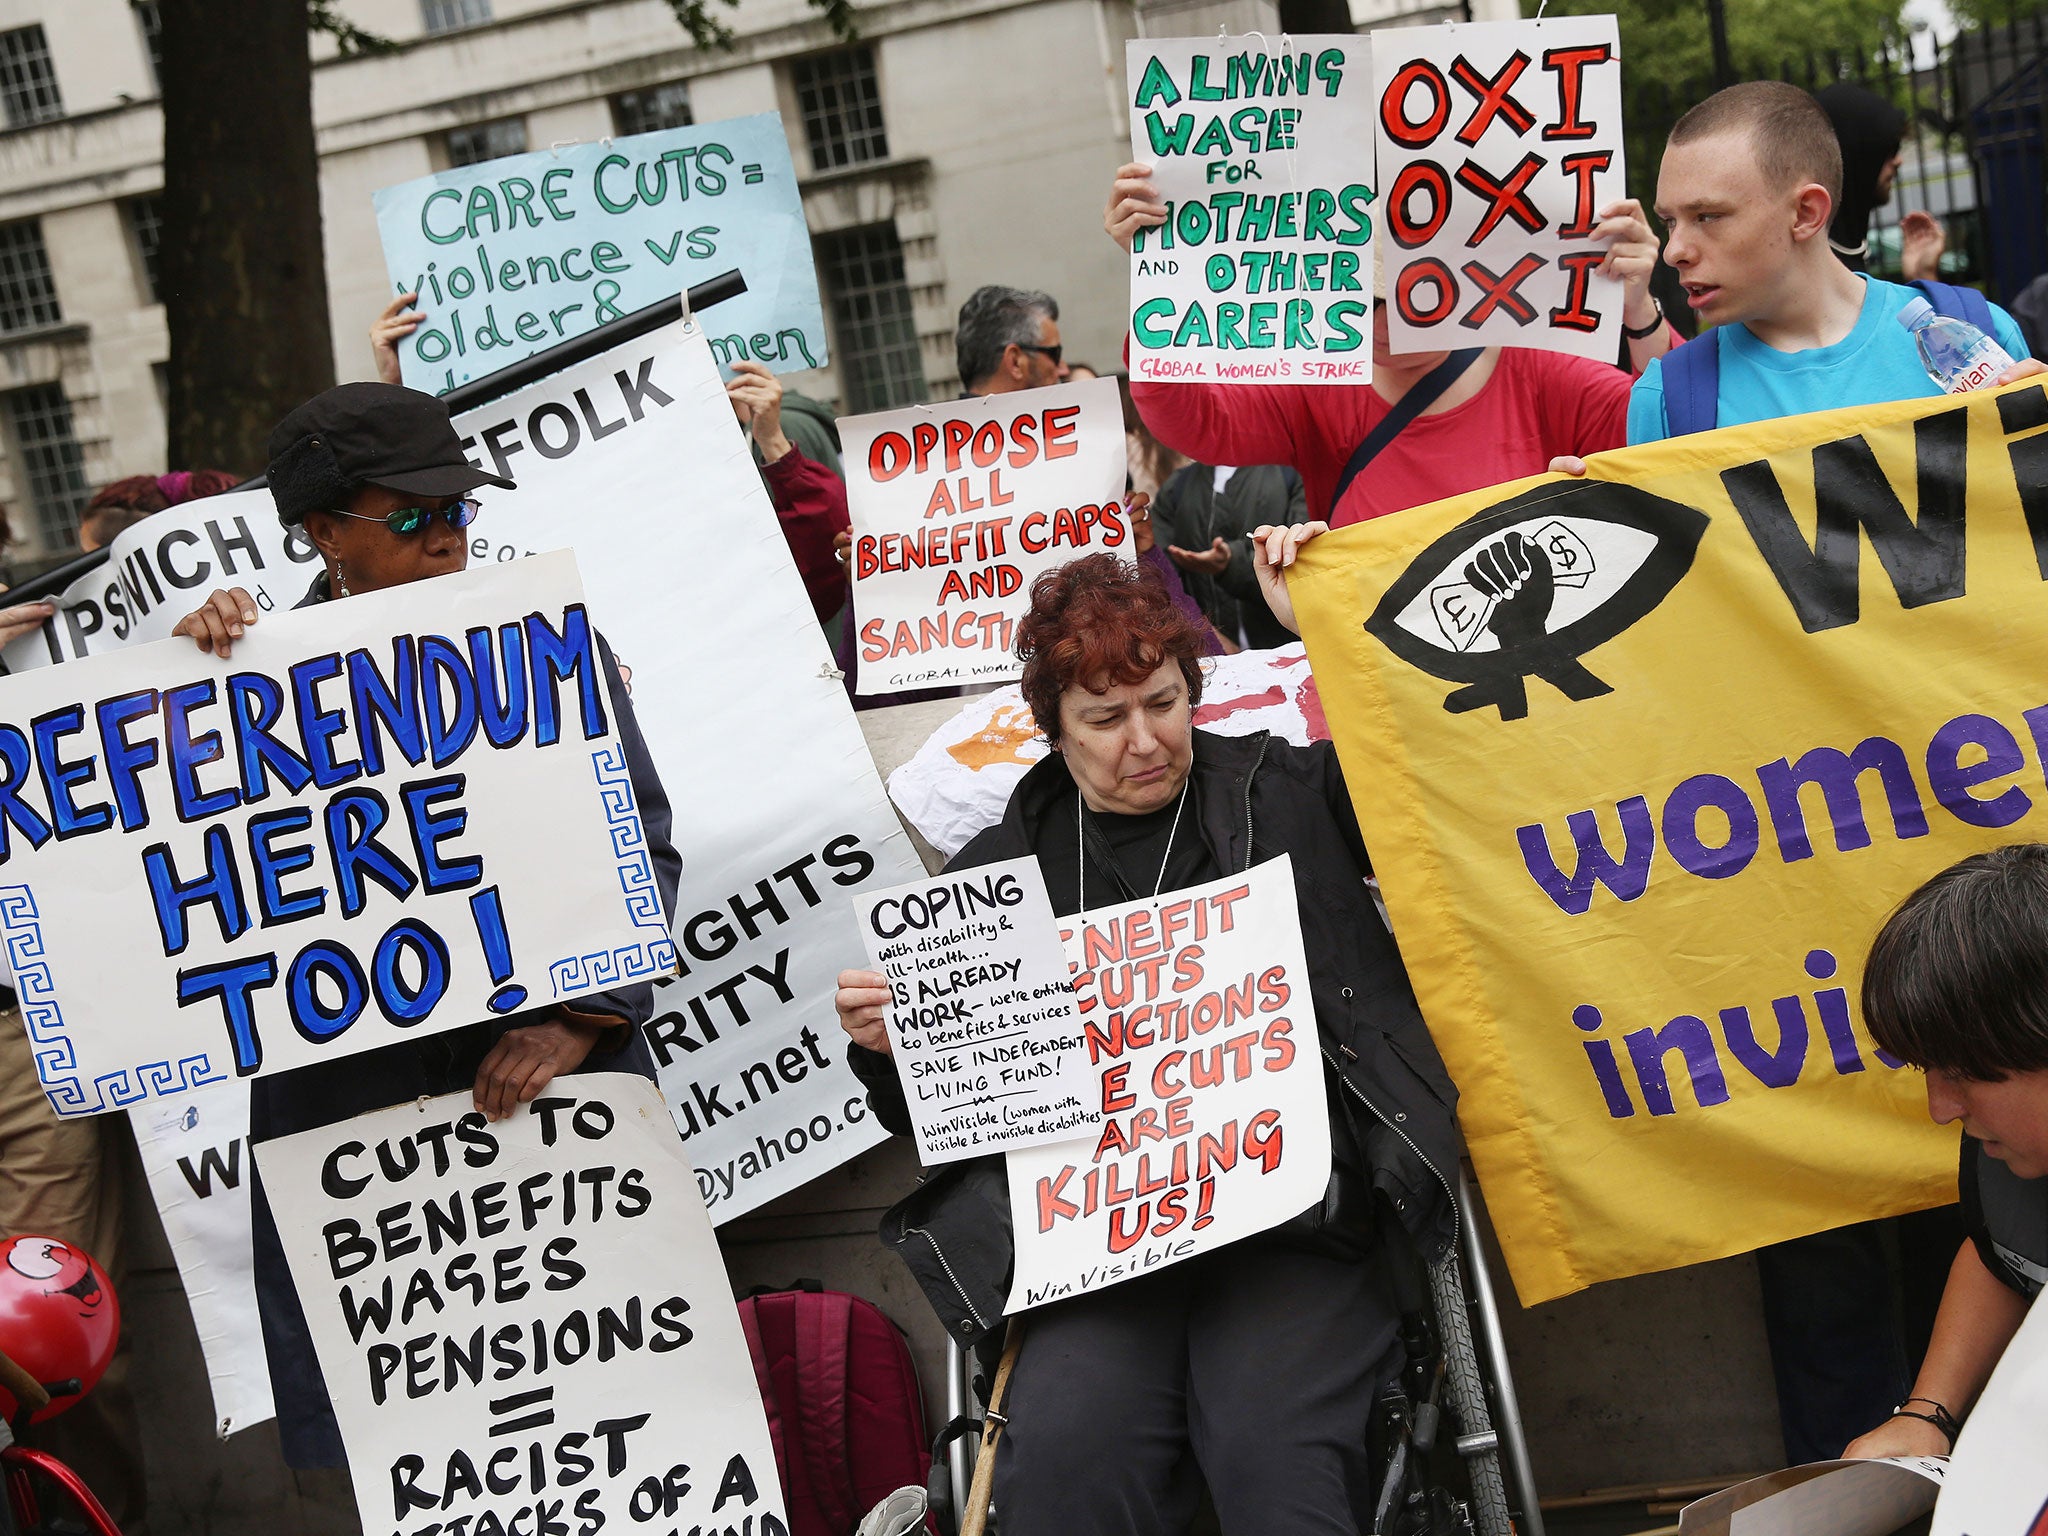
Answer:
[{"xmin": 173, "ymin": 381, "xmax": 683, "ymax": 1474}]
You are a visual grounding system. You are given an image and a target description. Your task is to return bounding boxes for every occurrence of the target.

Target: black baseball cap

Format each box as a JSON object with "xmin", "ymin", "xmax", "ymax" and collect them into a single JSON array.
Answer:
[{"xmin": 265, "ymin": 382, "xmax": 515, "ymax": 525}]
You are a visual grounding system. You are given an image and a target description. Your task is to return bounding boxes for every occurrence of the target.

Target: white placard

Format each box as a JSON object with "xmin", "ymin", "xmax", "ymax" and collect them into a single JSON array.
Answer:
[
  {"xmin": 2, "ymin": 488, "xmax": 315, "ymax": 671},
  {"xmin": 256, "ymin": 1074, "xmax": 788, "ymax": 1536},
  {"xmin": 2, "ymin": 550, "xmax": 674, "ymax": 1116},
  {"xmin": 129, "ymin": 1080, "xmax": 273, "ymax": 1436},
  {"xmin": 450, "ymin": 321, "xmax": 921, "ymax": 1218},
  {"xmin": 853, "ymin": 856, "xmax": 1098, "ymax": 1163},
  {"xmin": 1933, "ymin": 1292, "xmax": 2048, "ymax": 1535},
  {"xmin": 1125, "ymin": 36, "xmax": 1377, "ymax": 386},
  {"xmin": 1004, "ymin": 856, "xmax": 1331, "ymax": 1310},
  {"xmin": 843, "ymin": 377, "xmax": 1129, "ymax": 695},
  {"xmin": 1373, "ymin": 17, "xmax": 1626, "ymax": 361}
]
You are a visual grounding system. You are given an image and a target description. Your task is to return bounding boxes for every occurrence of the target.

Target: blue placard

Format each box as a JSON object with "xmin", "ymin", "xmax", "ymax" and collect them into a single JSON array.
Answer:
[{"xmin": 373, "ymin": 112, "xmax": 827, "ymax": 393}]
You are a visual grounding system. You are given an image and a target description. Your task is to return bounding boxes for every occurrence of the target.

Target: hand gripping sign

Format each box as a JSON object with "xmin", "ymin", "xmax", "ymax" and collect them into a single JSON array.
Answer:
[
  {"xmin": 1126, "ymin": 35, "xmax": 1378, "ymax": 385},
  {"xmin": 844, "ymin": 375, "xmax": 1131, "ymax": 694},
  {"xmin": 1005, "ymin": 857, "xmax": 1331, "ymax": 1310},
  {"xmin": 1373, "ymin": 16, "xmax": 1626, "ymax": 362},
  {"xmin": 0, "ymin": 550, "xmax": 676, "ymax": 1116},
  {"xmin": 256, "ymin": 1074, "xmax": 789, "ymax": 1536}
]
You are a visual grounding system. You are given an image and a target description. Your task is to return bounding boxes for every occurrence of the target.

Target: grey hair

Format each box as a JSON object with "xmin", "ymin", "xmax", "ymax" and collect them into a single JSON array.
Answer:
[{"xmin": 955, "ymin": 285, "xmax": 1059, "ymax": 390}]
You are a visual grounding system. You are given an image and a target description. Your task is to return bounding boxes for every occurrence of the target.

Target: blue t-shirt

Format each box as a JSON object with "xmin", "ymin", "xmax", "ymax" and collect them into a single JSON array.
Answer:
[{"xmin": 1627, "ymin": 276, "xmax": 2033, "ymax": 444}]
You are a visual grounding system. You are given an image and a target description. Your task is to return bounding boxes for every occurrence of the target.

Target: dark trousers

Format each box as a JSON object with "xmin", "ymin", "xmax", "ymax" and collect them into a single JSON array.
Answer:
[
  {"xmin": 995, "ymin": 1239, "xmax": 1401, "ymax": 1536},
  {"xmin": 1755, "ymin": 1207, "xmax": 1964, "ymax": 1464}
]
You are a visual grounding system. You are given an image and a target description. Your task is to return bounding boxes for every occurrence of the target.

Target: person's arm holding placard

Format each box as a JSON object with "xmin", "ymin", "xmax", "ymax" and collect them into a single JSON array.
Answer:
[
  {"xmin": 1844, "ymin": 1239, "xmax": 2029, "ymax": 1458},
  {"xmin": 1106, "ymin": 164, "xmax": 1331, "ymax": 473}
]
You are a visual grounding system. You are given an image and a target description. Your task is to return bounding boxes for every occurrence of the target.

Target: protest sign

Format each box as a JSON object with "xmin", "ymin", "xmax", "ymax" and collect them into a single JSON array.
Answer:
[
  {"xmin": 1282, "ymin": 384, "xmax": 2048, "ymax": 1301},
  {"xmin": 853, "ymin": 856, "xmax": 1096, "ymax": 1163},
  {"xmin": 1004, "ymin": 857, "xmax": 1330, "ymax": 1310},
  {"xmin": 448, "ymin": 319, "xmax": 923, "ymax": 1218},
  {"xmin": 1932, "ymin": 1290, "xmax": 2048, "ymax": 1535},
  {"xmin": 2, "ymin": 489, "xmax": 316, "ymax": 672},
  {"xmin": 374, "ymin": 113, "xmax": 825, "ymax": 394},
  {"xmin": 256, "ymin": 1073, "xmax": 788, "ymax": 1536},
  {"xmin": 886, "ymin": 645, "xmax": 1329, "ymax": 859},
  {"xmin": 1125, "ymin": 35, "xmax": 1376, "ymax": 385},
  {"xmin": 129, "ymin": 1080, "xmax": 273, "ymax": 1435},
  {"xmin": 1372, "ymin": 17, "xmax": 1625, "ymax": 362},
  {"xmin": 844, "ymin": 375, "xmax": 1129, "ymax": 693},
  {"xmin": 1, "ymin": 550, "xmax": 676, "ymax": 1117},
  {"xmin": 1677, "ymin": 1460, "xmax": 1945, "ymax": 1536}
]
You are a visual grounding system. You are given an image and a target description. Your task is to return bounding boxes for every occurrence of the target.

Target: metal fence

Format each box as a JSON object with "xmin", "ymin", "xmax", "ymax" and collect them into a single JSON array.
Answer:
[{"xmin": 1623, "ymin": 13, "xmax": 2048, "ymax": 305}]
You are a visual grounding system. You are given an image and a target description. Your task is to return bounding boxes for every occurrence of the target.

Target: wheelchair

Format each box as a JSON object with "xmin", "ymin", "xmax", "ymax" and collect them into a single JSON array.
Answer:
[{"xmin": 928, "ymin": 1167, "xmax": 1542, "ymax": 1536}]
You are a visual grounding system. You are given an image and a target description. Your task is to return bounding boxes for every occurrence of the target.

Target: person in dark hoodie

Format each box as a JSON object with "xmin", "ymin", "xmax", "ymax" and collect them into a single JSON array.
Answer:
[
  {"xmin": 835, "ymin": 554, "xmax": 1458, "ymax": 1536},
  {"xmin": 172, "ymin": 382, "xmax": 682, "ymax": 1473},
  {"xmin": 1816, "ymin": 82, "xmax": 1945, "ymax": 280}
]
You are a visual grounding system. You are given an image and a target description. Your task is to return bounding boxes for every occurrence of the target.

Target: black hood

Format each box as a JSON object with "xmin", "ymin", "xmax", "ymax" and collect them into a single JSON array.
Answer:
[{"xmin": 1817, "ymin": 83, "xmax": 1907, "ymax": 257}]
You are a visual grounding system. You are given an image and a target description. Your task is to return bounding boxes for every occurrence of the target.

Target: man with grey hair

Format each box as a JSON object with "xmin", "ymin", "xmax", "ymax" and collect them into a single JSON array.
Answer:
[{"xmin": 956, "ymin": 284, "xmax": 1070, "ymax": 394}]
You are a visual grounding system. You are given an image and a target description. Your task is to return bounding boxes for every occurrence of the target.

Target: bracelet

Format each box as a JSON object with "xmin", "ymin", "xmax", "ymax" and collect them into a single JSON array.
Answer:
[
  {"xmin": 1622, "ymin": 298, "xmax": 1666, "ymax": 339},
  {"xmin": 1892, "ymin": 1397, "xmax": 1963, "ymax": 1444}
]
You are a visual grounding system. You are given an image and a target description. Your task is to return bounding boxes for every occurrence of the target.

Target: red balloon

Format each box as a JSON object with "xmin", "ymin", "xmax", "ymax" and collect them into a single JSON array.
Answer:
[{"xmin": 0, "ymin": 1235, "xmax": 119, "ymax": 1423}]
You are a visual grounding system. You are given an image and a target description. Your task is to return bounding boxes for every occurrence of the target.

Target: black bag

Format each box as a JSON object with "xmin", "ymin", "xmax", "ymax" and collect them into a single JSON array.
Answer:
[{"xmin": 879, "ymin": 1157, "xmax": 1013, "ymax": 1347}]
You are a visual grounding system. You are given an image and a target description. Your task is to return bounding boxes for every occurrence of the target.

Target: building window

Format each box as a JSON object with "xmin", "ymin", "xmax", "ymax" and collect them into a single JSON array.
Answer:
[
  {"xmin": 611, "ymin": 81, "xmax": 693, "ymax": 137},
  {"xmin": 816, "ymin": 225, "xmax": 924, "ymax": 413},
  {"xmin": 791, "ymin": 48, "xmax": 888, "ymax": 172},
  {"xmin": 125, "ymin": 196, "xmax": 163, "ymax": 304},
  {"xmin": 133, "ymin": 2, "xmax": 163, "ymax": 90},
  {"xmin": 421, "ymin": 0, "xmax": 492, "ymax": 33},
  {"xmin": 6, "ymin": 383, "xmax": 90, "ymax": 549},
  {"xmin": 0, "ymin": 25, "xmax": 63, "ymax": 128},
  {"xmin": 0, "ymin": 222, "xmax": 61, "ymax": 334},
  {"xmin": 445, "ymin": 117, "xmax": 527, "ymax": 168}
]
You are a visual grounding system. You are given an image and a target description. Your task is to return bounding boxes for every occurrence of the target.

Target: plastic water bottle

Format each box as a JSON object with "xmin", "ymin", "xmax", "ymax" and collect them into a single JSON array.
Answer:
[{"xmin": 1897, "ymin": 294, "xmax": 2015, "ymax": 394}]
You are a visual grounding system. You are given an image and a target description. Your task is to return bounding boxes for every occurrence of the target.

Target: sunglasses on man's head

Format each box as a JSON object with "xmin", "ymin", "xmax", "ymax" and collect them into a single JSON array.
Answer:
[{"xmin": 329, "ymin": 497, "xmax": 482, "ymax": 535}]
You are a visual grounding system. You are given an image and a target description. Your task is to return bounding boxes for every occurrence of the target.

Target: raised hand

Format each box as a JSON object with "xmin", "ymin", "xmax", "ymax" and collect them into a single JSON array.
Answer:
[{"xmin": 1465, "ymin": 530, "xmax": 1555, "ymax": 646}]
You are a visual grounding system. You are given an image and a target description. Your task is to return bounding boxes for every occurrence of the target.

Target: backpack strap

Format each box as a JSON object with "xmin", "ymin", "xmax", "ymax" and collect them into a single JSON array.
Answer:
[
  {"xmin": 1330, "ymin": 348, "xmax": 1482, "ymax": 511},
  {"xmin": 793, "ymin": 1288, "xmax": 858, "ymax": 1532},
  {"xmin": 1912, "ymin": 278, "xmax": 1997, "ymax": 335},
  {"xmin": 1658, "ymin": 327, "xmax": 1721, "ymax": 437},
  {"xmin": 735, "ymin": 1300, "xmax": 793, "ymax": 1499}
]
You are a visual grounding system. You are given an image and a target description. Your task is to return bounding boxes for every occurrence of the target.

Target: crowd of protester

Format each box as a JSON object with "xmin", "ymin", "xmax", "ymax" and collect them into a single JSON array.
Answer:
[{"xmin": 0, "ymin": 69, "xmax": 2042, "ymax": 1536}]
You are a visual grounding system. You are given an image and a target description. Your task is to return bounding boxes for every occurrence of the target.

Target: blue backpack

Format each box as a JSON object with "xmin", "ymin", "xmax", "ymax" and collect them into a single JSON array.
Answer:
[{"xmin": 1658, "ymin": 279, "xmax": 1998, "ymax": 437}]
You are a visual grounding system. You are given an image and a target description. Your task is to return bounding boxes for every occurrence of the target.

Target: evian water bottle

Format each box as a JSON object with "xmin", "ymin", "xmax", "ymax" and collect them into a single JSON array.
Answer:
[{"xmin": 1897, "ymin": 293, "xmax": 2015, "ymax": 393}]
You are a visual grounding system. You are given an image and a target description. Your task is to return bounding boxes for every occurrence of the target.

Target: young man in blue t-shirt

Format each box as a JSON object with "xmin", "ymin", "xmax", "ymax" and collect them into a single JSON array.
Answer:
[{"xmin": 1630, "ymin": 81, "xmax": 2036, "ymax": 441}]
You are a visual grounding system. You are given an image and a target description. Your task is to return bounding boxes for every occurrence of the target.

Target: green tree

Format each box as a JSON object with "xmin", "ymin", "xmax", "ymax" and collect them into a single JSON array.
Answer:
[
  {"xmin": 157, "ymin": 0, "xmax": 850, "ymax": 481},
  {"xmin": 1528, "ymin": 0, "xmax": 1913, "ymax": 197}
]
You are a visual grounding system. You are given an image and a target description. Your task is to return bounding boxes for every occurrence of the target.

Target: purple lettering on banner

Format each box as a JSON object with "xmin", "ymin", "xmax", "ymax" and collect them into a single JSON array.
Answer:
[
  {"xmin": 1660, "ymin": 773, "xmax": 1761, "ymax": 880},
  {"xmin": 1925, "ymin": 712, "xmax": 2034, "ymax": 829},
  {"xmin": 1515, "ymin": 796, "xmax": 1655, "ymax": 915},
  {"xmin": 1718, "ymin": 998, "xmax": 1808, "ymax": 1089},
  {"xmin": 1623, "ymin": 1015, "xmax": 1730, "ymax": 1116},
  {"xmin": 1755, "ymin": 737, "xmax": 1928, "ymax": 862}
]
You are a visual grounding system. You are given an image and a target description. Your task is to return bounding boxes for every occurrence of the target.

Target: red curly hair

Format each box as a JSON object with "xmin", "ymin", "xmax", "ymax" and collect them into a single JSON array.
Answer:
[{"xmin": 1017, "ymin": 554, "xmax": 1206, "ymax": 745}]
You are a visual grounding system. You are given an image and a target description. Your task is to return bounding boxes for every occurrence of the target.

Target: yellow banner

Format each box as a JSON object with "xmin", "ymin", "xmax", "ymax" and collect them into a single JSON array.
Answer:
[{"xmin": 1288, "ymin": 384, "xmax": 2048, "ymax": 1302}]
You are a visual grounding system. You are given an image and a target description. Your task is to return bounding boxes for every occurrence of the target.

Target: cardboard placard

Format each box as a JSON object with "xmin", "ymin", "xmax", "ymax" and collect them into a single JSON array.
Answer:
[
  {"xmin": 854, "ymin": 856, "xmax": 1098, "ymax": 1163},
  {"xmin": 374, "ymin": 114, "xmax": 826, "ymax": 393},
  {"xmin": 256, "ymin": 1074, "xmax": 788, "ymax": 1536},
  {"xmin": 1, "ymin": 552, "xmax": 674, "ymax": 1117},
  {"xmin": 843, "ymin": 376, "xmax": 1129, "ymax": 693},
  {"xmin": 1004, "ymin": 857, "xmax": 1331, "ymax": 1309},
  {"xmin": 1373, "ymin": 17, "xmax": 1625, "ymax": 361}
]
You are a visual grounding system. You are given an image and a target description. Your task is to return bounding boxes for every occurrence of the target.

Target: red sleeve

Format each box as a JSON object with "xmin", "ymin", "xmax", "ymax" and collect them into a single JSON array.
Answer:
[
  {"xmin": 761, "ymin": 446, "xmax": 851, "ymax": 624},
  {"xmin": 1534, "ymin": 351, "xmax": 1633, "ymax": 459},
  {"xmin": 1123, "ymin": 335, "xmax": 1364, "ymax": 518}
]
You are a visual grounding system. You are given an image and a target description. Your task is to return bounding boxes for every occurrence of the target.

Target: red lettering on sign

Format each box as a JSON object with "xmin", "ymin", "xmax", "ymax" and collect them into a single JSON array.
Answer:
[
  {"xmin": 1542, "ymin": 43, "xmax": 1612, "ymax": 141},
  {"xmin": 1381, "ymin": 60, "xmax": 1451, "ymax": 148},
  {"xmin": 1450, "ymin": 51, "xmax": 1537, "ymax": 146}
]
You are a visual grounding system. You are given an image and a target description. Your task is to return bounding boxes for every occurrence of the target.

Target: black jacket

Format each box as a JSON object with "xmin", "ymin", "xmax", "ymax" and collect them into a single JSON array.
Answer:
[
  {"xmin": 852, "ymin": 728, "xmax": 1459, "ymax": 1342},
  {"xmin": 252, "ymin": 572, "xmax": 683, "ymax": 1467},
  {"xmin": 1151, "ymin": 464, "xmax": 1308, "ymax": 650}
]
